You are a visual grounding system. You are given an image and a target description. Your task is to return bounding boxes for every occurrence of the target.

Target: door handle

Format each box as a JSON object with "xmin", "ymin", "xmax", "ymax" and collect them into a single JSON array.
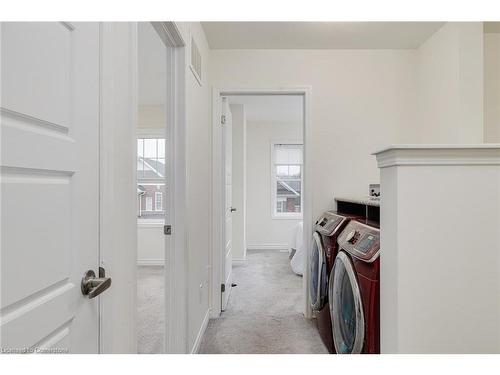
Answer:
[
  {"xmin": 81, "ymin": 269, "xmax": 112, "ymax": 299},
  {"xmin": 230, "ymin": 207, "xmax": 237, "ymax": 213}
]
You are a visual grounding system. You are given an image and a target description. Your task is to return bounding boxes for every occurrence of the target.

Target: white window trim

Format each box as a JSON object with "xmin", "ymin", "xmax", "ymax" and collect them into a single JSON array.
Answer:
[
  {"xmin": 137, "ymin": 220, "xmax": 164, "ymax": 228},
  {"xmin": 270, "ymin": 140, "xmax": 303, "ymax": 220},
  {"xmin": 137, "ymin": 129, "xmax": 166, "ymax": 223},
  {"xmin": 137, "ymin": 128, "xmax": 165, "ymax": 138}
]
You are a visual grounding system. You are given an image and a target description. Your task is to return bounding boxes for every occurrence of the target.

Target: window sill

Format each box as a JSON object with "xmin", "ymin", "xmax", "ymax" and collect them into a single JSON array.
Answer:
[
  {"xmin": 137, "ymin": 219, "xmax": 164, "ymax": 228},
  {"xmin": 272, "ymin": 214, "xmax": 303, "ymax": 221}
]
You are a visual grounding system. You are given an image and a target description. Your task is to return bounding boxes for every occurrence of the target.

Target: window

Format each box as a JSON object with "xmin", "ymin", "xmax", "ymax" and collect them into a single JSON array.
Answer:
[
  {"xmin": 155, "ymin": 192, "xmax": 163, "ymax": 211},
  {"xmin": 137, "ymin": 137, "xmax": 166, "ymax": 221},
  {"xmin": 145, "ymin": 196, "xmax": 153, "ymax": 212},
  {"xmin": 271, "ymin": 142, "xmax": 303, "ymax": 219}
]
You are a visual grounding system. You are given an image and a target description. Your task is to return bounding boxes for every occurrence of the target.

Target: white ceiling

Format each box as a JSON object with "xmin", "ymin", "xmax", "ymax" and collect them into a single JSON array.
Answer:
[
  {"xmin": 202, "ymin": 22, "xmax": 445, "ymax": 49},
  {"xmin": 228, "ymin": 95, "xmax": 303, "ymax": 123},
  {"xmin": 484, "ymin": 22, "xmax": 500, "ymax": 33},
  {"xmin": 138, "ymin": 22, "xmax": 166, "ymax": 106}
]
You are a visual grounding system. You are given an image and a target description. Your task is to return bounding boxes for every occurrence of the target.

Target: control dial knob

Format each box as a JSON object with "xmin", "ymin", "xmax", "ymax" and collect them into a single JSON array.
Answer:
[{"xmin": 346, "ymin": 230, "xmax": 360, "ymax": 244}]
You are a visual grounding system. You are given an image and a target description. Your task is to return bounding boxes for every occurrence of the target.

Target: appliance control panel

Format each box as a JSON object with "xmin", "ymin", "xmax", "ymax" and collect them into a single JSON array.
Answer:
[
  {"xmin": 338, "ymin": 221, "xmax": 380, "ymax": 262},
  {"xmin": 314, "ymin": 211, "xmax": 345, "ymax": 236}
]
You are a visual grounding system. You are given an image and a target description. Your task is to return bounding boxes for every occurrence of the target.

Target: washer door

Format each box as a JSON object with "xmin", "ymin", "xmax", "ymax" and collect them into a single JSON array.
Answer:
[
  {"xmin": 310, "ymin": 232, "xmax": 326, "ymax": 310},
  {"xmin": 329, "ymin": 251, "xmax": 365, "ymax": 354}
]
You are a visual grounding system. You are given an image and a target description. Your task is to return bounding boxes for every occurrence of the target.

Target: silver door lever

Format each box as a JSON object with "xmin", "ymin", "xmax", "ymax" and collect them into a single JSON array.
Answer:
[{"xmin": 81, "ymin": 268, "xmax": 112, "ymax": 299}]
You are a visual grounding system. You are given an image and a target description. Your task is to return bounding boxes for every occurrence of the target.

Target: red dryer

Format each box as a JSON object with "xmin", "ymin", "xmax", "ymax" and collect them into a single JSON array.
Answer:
[
  {"xmin": 310, "ymin": 211, "xmax": 362, "ymax": 353},
  {"xmin": 329, "ymin": 220, "xmax": 380, "ymax": 354}
]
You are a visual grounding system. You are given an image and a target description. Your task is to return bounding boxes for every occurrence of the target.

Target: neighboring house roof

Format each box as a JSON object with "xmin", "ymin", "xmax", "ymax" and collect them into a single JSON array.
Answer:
[
  {"xmin": 137, "ymin": 156, "xmax": 165, "ymax": 180},
  {"xmin": 277, "ymin": 180, "xmax": 301, "ymax": 197}
]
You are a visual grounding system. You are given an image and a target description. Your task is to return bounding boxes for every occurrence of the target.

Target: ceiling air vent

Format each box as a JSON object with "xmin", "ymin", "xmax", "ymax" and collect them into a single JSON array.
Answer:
[{"xmin": 190, "ymin": 34, "xmax": 202, "ymax": 86}]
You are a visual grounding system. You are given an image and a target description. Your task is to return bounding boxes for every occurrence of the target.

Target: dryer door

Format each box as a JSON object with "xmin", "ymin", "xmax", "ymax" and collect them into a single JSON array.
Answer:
[
  {"xmin": 310, "ymin": 232, "xmax": 326, "ymax": 310},
  {"xmin": 329, "ymin": 251, "xmax": 365, "ymax": 354}
]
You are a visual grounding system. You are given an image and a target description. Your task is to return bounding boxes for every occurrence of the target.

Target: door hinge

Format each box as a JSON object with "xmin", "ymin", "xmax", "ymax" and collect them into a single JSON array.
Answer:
[
  {"xmin": 221, "ymin": 283, "xmax": 225, "ymax": 293},
  {"xmin": 164, "ymin": 225, "xmax": 172, "ymax": 235},
  {"xmin": 221, "ymin": 115, "xmax": 226, "ymax": 125}
]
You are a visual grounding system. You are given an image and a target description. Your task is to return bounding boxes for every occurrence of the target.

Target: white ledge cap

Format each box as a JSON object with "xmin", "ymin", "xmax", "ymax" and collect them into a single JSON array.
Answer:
[{"xmin": 373, "ymin": 144, "xmax": 500, "ymax": 168}]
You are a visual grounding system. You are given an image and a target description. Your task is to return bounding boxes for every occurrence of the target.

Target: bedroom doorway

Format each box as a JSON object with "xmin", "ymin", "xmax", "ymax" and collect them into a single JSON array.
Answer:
[
  {"xmin": 135, "ymin": 21, "xmax": 187, "ymax": 354},
  {"xmin": 202, "ymin": 89, "xmax": 318, "ymax": 353}
]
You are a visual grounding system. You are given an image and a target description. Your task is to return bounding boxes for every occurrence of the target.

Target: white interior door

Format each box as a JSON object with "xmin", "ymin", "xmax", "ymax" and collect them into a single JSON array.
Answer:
[
  {"xmin": 1, "ymin": 22, "xmax": 102, "ymax": 353},
  {"xmin": 221, "ymin": 97, "xmax": 233, "ymax": 311}
]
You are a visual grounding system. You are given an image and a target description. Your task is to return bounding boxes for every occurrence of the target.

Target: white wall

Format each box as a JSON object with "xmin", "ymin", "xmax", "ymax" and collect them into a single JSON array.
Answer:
[
  {"xmin": 245, "ymin": 121, "xmax": 303, "ymax": 248},
  {"xmin": 484, "ymin": 33, "xmax": 500, "ymax": 142},
  {"xmin": 416, "ymin": 23, "xmax": 484, "ymax": 143},
  {"xmin": 176, "ymin": 22, "xmax": 212, "ymax": 352},
  {"xmin": 137, "ymin": 224, "xmax": 164, "ymax": 265},
  {"xmin": 210, "ymin": 49, "xmax": 418, "ymax": 220},
  {"xmin": 230, "ymin": 104, "xmax": 247, "ymax": 260},
  {"xmin": 138, "ymin": 105, "xmax": 166, "ymax": 129},
  {"xmin": 210, "ymin": 23, "xmax": 486, "ymax": 221},
  {"xmin": 376, "ymin": 146, "xmax": 500, "ymax": 353}
]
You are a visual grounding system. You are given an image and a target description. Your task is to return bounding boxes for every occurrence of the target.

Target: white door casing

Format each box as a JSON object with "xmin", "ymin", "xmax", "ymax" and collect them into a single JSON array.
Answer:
[
  {"xmin": 1, "ymin": 22, "xmax": 101, "ymax": 353},
  {"xmin": 211, "ymin": 88, "xmax": 312, "ymax": 319},
  {"xmin": 147, "ymin": 21, "xmax": 188, "ymax": 353},
  {"xmin": 221, "ymin": 97, "xmax": 233, "ymax": 311}
]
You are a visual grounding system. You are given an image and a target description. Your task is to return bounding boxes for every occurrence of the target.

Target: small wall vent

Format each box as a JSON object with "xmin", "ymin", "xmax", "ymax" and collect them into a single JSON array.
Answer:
[{"xmin": 190, "ymin": 34, "xmax": 202, "ymax": 86}]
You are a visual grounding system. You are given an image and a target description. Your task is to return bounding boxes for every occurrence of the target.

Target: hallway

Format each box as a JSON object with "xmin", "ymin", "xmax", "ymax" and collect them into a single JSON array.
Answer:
[{"xmin": 199, "ymin": 250, "xmax": 328, "ymax": 354}]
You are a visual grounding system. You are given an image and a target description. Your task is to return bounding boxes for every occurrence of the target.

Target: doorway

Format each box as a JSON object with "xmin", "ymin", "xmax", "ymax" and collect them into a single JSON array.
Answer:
[
  {"xmin": 206, "ymin": 89, "xmax": 316, "ymax": 353},
  {"xmin": 135, "ymin": 22, "xmax": 187, "ymax": 354},
  {"xmin": 136, "ymin": 22, "xmax": 168, "ymax": 353}
]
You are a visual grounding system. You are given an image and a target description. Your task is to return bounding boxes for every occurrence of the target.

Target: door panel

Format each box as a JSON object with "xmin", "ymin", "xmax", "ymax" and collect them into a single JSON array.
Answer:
[
  {"xmin": 1, "ymin": 174, "xmax": 71, "ymax": 307},
  {"xmin": 1, "ymin": 22, "xmax": 73, "ymax": 128},
  {"xmin": 221, "ymin": 97, "xmax": 233, "ymax": 311},
  {"xmin": 1, "ymin": 22, "xmax": 100, "ymax": 353}
]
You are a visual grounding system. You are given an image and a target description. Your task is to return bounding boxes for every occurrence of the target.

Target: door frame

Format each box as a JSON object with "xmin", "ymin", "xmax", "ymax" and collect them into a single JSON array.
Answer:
[
  {"xmin": 99, "ymin": 22, "xmax": 139, "ymax": 354},
  {"xmin": 220, "ymin": 96, "xmax": 234, "ymax": 312},
  {"xmin": 99, "ymin": 22, "xmax": 188, "ymax": 353},
  {"xmin": 210, "ymin": 87, "xmax": 313, "ymax": 319},
  {"xmin": 147, "ymin": 22, "xmax": 188, "ymax": 354}
]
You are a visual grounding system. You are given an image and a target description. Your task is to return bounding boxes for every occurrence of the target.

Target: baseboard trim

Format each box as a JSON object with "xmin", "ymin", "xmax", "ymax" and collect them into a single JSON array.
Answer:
[
  {"xmin": 247, "ymin": 244, "xmax": 290, "ymax": 251},
  {"xmin": 209, "ymin": 308, "xmax": 220, "ymax": 319},
  {"xmin": 190, "ymin": 309, "xmax": 210, "ymax": 354},
  {"xmin": 137, "ymin": 259, "xmax": 165, "ymax": 266}
]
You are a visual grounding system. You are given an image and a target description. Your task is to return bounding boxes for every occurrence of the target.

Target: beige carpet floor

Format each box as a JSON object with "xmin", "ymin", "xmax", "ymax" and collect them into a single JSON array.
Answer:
[
  {"xmin": 137, "ymin": 265, "xmax": 164, "ymax": 354},
  {"xmin": 198, "ymin": 250, "xmax": 328, "ymax": 354}
]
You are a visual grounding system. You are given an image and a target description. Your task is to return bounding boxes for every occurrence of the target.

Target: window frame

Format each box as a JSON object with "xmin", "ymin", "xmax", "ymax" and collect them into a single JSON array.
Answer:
[
  {"xmin": 145, "ymin": 196, "xmax": 153, "ymax": 212},
  {"xmin": 270, "ymin": 141, "xmax": 304, "ymax": 220},
  {"xmin": 137, "ymin": 129, "xmax": 166, "ymax": 224},
  {"xmin": 155, "ymin": 192, "xmax": 163, "ymax": 211}
]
